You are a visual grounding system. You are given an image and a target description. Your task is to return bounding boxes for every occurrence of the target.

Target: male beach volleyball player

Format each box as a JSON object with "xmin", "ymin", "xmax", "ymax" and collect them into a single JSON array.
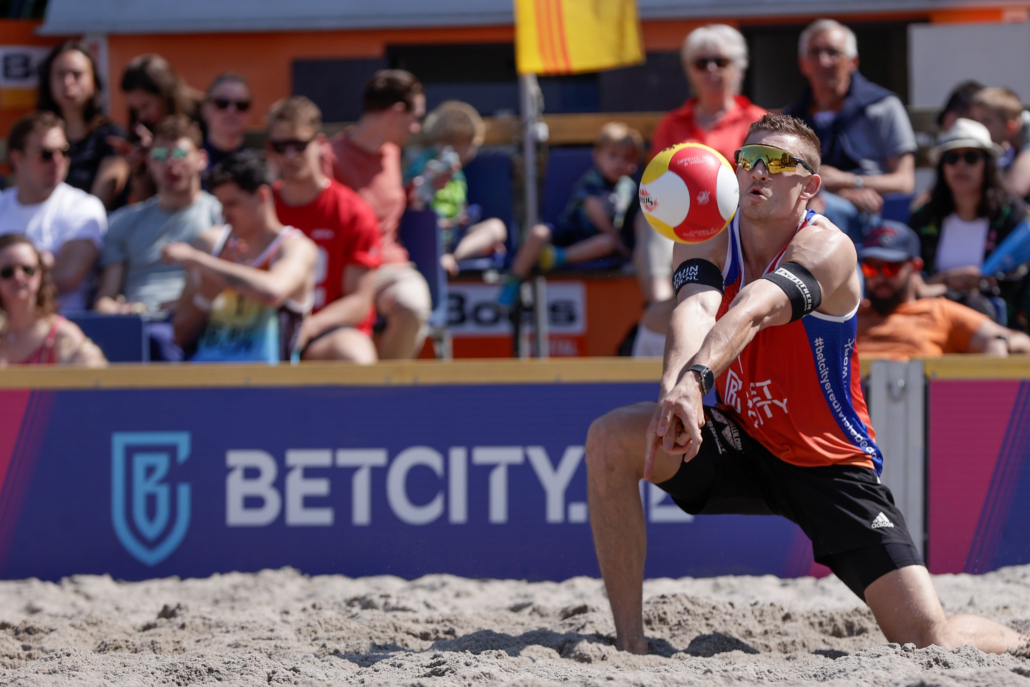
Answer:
[{"xmin": 586, "ymin": 113, "xmax": 1029, "ymax": 656}]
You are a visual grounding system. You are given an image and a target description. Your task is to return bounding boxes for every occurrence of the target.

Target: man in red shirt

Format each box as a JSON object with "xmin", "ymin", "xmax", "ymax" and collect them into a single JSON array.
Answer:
[
  {"xmin": 328, "ymin": 70, "xmax": 430, "ymax": 360},
  {"xmin": 268, "ymin": 96, "xmax": 381, "ymax": 363},
  {"xmin": 856, "ymin": 221, "xmax": 1030, "ymax": 358}
]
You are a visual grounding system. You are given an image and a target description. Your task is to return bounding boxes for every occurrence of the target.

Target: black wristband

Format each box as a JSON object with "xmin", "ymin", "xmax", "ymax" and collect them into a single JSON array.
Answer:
[
  {"xmin": 672, "ymin": 259, "xmax": 724, "ymax": 297},
  {"xmin": 761, "ymin": 261, "xmax": 822, "ymax": 322}
]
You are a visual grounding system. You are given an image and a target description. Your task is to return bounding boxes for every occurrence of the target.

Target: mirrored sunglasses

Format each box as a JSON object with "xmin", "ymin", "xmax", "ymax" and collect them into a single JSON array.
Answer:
[
  {"xmin": 734, "ymin": 144, "xmax": 815, "ymax": 174},
  {"xmin": 860, "ymin": 260, "xmax": 905, "ymax": 278},
  {"xmin": 150, "ymin": 146, "xmax": 190, "ymax": 162}
]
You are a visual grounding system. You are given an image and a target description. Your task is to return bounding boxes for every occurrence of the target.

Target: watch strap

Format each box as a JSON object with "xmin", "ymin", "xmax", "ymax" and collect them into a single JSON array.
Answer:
[{"xmin": 688, "ymin": 364, "xmax": 714, "ymax": 396}]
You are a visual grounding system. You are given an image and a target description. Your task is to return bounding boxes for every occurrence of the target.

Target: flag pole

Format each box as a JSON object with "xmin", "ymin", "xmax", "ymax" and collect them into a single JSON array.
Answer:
[{"xmin": 519, "ymin": 73, "xmax": 548, "ymax": 358}]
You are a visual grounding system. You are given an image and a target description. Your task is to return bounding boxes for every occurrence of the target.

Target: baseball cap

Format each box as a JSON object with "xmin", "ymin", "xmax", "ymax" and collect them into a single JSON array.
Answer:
[{"xmin": 859, "ymin": 220, "xmax": 921, "ymax": 262}]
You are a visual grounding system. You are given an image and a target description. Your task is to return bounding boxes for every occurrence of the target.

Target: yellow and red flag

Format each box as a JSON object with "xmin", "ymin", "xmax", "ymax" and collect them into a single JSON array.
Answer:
[{"xmin": 514, "ymin": 0, "xmax": 645, "ymax": 75}]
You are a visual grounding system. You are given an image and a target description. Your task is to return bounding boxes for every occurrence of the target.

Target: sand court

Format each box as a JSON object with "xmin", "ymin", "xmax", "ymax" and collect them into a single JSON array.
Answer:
[{"xmin": 0, "ymin": 565, "xmax": 1026, "ymax": 686}]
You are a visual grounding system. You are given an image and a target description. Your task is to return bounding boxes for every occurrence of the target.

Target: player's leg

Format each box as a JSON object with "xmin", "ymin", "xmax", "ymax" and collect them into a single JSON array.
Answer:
[
  {"xmin": 864, "ymin": 565, "xmax": 1028, "ymax": 653},
  {"xmin": 585, "ymin": 401, "xmax": 683, "ymax": 654},
  {"xmin": 564, "ymin": 233, "xmax": 619, "ymax": 263},
  {"xmin": 300, "ymin": 326, "xmax": 377, "ymax": 363}
]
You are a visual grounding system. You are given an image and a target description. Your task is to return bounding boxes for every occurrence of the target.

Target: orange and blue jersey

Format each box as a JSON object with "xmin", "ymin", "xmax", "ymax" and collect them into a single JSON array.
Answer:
[{"xmin": 714, "ymin": 209, "xmax": 882, "ymax": 474}]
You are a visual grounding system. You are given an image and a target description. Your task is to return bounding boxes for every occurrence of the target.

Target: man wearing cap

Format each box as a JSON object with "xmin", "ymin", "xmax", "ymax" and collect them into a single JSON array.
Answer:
[
  {"xmin": 784, "ymin": 19, "xmax": 916, "ymax": 244},
  {"xmin": 908, "ymin": 117, "xmax": 1030, "ymax": 331},
  {"xmin": 857, "ymin": 220, "xmax": 1030, "ymax": 357}
]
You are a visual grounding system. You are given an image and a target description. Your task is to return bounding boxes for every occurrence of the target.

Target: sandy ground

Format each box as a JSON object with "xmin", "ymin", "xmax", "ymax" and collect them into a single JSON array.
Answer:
[{"xmin": 0, "ymin": 566, "xmax": 1026, "ymax": 686}]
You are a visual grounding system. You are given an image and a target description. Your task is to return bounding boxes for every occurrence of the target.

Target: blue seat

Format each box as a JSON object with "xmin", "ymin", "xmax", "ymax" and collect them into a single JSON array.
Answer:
[
  {"xmin": 541, "ymin": 146, "xmax": 626, "ymax": 271},
  {"xmin": 881, "ymin": 193, "xmax": 914, "ymax": 224},
  {"xmin": 398, "ymin": 208, "xmax": 451, "ymax": 357},
  {"xmin": 67, "ymin": 313, "xmax": 147, "ymax": 363},
  {"xmin": 459, "ymin": 150, "xmax": 516, "ymax": 271}
]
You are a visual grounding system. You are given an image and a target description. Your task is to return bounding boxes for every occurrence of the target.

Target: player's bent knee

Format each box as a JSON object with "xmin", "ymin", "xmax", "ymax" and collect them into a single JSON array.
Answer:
[{"xmin": 586, "ymin": 403, "xmax": 652, "ymax": 480}]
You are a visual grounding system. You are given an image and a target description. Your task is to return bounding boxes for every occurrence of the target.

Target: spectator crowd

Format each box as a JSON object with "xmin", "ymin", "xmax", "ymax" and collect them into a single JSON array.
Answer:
[{"xmin": 2, "ymin": 18, "xmax": 1030, "ymax": 366}]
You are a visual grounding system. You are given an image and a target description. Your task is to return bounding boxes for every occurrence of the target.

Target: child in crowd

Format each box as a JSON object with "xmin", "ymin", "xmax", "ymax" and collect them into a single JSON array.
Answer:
[
  {"xmin": 497, "ymin": 122, "xmax": 642, "ymax": 308},
  {"xmin": 405, "ymin": 100, "xmax": 507, "ymax": 276}
]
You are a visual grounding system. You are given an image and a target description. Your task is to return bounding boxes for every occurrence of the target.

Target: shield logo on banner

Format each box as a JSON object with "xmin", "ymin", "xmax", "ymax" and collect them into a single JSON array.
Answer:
[{"xmin": 111, "ymin": 432, "xmax": 192, "ymax": 566}]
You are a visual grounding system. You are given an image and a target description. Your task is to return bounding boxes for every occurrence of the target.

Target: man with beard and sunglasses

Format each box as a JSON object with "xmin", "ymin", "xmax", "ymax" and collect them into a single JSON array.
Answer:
[
  {"xmin": 585, "ymin": 113, "xmax": 1029, "ymax": 657},
  {"xmin": 857, "ymin": 220, "xmax": 1030, "ymax": 357}
]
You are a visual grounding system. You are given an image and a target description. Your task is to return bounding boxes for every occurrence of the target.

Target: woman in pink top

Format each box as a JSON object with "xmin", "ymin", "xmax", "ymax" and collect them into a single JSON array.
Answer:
[{"xmin": 0, "ymin": 234, "xmax": 105, "ymax": 366}]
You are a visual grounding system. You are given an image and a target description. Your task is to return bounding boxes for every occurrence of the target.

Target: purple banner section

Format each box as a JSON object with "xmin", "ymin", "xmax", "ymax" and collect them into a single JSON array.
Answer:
[
  {"xmin": 928, "ymin": 380, "xmax": 1030, "ymax": 574},
  {"xmin": 0, "ymin": 384, "xmax": 814, "ymax": 582}
]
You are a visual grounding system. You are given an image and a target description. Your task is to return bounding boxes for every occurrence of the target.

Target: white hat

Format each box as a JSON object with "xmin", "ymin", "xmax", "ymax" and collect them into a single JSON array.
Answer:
[{"xmin": 934, "ymin": 117, "xmax": 1004, "ymax": 160}]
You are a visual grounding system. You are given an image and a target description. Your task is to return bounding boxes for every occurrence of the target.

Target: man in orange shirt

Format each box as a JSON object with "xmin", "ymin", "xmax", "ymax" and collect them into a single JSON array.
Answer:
[{"xmin": 857, "ymin": 221, "xmax": 1030, "ymax": 357}]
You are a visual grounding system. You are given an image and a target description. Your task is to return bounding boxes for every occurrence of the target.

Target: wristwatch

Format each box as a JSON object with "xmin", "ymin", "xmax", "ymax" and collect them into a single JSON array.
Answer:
[
  {"xmin": 852, "ymin": 174, "xmax": 865, "ymax": 189},
  {"xmin": 688, "ymin": 364, "xmax": 715, "ymax": 396}
]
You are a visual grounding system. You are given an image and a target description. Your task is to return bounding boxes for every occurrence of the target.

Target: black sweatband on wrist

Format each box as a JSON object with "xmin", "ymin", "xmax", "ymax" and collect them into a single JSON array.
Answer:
[
  {"xmin": 761, "ymin": 261, "xmax": 822, "ymax": 322},
  {"xmin": 672, "ymin": 259, "xmax": 724, "ymax": 297}
]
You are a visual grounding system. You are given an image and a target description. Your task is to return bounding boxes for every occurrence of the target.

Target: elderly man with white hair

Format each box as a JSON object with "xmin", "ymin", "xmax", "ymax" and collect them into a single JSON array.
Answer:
[
  {"xmin": 784, "ymin": 18, "xmax": 916, "ymax": 245},
  {"xmin": 632, "ymin": 24, "xmax": 766, "ymax": 357}
]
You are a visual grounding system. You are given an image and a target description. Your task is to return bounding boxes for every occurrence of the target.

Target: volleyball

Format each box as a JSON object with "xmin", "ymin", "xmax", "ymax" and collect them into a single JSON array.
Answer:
[{"xmin": 638, "ymin": 143, "xmax": 739, "ymax": 244}]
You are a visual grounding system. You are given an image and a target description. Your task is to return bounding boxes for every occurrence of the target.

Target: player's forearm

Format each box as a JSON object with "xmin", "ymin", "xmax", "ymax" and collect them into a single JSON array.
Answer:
[
  {"xmin": 660, "ymin": 293, "xmax": 719, "ymax": 395},
  {"xmin": 689, "ymin": 290, "xmax": 775, "ymax": 379}
]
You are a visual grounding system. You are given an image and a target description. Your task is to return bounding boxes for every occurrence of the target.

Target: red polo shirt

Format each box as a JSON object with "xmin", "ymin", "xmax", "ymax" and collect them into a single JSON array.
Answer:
[{"xmin": 650, "ymin": 95, "xmax": 767, "ymax": 164}]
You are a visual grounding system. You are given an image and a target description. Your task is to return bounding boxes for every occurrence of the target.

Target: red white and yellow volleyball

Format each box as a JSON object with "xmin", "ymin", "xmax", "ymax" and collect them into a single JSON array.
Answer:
[{"xmin": 638, "ymin": 142, "xmax": 739, "ymax": 244}]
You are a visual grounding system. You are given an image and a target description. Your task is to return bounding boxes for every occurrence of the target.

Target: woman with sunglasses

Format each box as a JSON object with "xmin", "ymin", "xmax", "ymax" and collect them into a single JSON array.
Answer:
[
  {"xmin": 36, "ymin": 42, "xmax": 129, "ymax": 211},
  {"xmin": 631, "ymin": 24, "xmax": 766, "ymax": 357},
  {"xmin": 0, "ymin": 234, "xmax": 105, "ymax": 366},
  {"xmin": 909, "ymin": 118, "xmax": 1030, "ymax": 330},
  {"xmin": 200, "ymin": 72, "xmax": 252, "ymax": 176}
]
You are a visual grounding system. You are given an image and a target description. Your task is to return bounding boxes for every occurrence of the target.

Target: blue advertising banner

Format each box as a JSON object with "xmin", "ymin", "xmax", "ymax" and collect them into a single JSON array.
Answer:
[{"xmin": 0, "ymin": 381, "xmax": 815, "ymax": 582}]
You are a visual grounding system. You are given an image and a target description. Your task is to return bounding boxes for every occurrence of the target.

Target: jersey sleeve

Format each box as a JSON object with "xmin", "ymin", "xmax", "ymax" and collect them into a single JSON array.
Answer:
[
  {"xmin": 941, "ymin": 298, "xmax": 990, "ymax": 352},
  {"xmin": 345, "ymin": 196, "xmax": 383, "ymax": 270}
]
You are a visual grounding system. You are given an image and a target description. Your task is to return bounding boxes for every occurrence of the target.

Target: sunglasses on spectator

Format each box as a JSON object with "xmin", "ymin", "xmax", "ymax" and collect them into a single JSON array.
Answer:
[
  {"xmin": 942, "ymin": 150, "xmax": 984, "ymax": 166},
  {"xmin": 734, "ymin": 144, "xmax": 815, "ymax": 174},
  {"xmin": 268, "ymin": 138, "xmax": 314, "ymax": 155},
  {"xmin": 210, "ymin": 97, "xmax": 251, "ymax": 113},
  {"xmin": 150, "ymin": 146, "xmax": 190, "ymax": 162},
  {"xmin": 860, "ymin": 260, "xmax": 905, "ymax": 278},
  {"xmin": 0, "ymin": 264, "xmax": 38, "ymax": 280},
  {"xmin": 693, "ymin": 56, "xmax": 729, "ymax": 70},
  {"xmin": 36, "ymin": 146, "xmax": 69, "ymax": 162}
]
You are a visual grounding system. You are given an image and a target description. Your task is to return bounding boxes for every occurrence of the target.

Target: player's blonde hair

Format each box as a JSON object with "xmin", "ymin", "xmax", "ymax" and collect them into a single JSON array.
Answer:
[
  {"xmin": 596, "ymin": 122, "xmax": 644, "ymax": 161},
  {"xmin": 423, "ymin": 100, "xmax": 485, "ymax": 148}
]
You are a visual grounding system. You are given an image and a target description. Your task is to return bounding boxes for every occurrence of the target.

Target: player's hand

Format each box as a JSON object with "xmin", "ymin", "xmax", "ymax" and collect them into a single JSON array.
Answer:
[{"xmin": 644, "ymin": 376, "xmax": 705, "ymax": 480}]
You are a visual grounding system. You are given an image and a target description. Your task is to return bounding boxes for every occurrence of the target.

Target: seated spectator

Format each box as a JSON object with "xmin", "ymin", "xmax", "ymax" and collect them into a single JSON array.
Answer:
[
  {"xmin": 114, "ymin": 54, "xmax": 201, "ymax": 204},
  {"xmin": 201, "ymin": 72, "xmax": 250, "ymax": 175},
  {"xmin": 405, "ymin": 100, "xmax": 507, "ymax": 276},
  {"xmin": 784, "ymin": 19, "xmax": 916, "ymax": 244},
  {"xmin": 938, "ymin": 80, "xmax": 984, "ymax": 134},
  {"xmin": 95, "ymin": 116, "xmax": 222, "ymax": 329},
  {"xmin": 857, "ymin": 222, "xmax": 1030, "ymax": 358},
  {"xmin": 0, "ymin": 111, "xmax": 107, "ymax": 315},
  {"xmin": 633, "ymin": 23, "xmax": 766, "ymax": 357},
  {"xmin": 163, "ymin": 150, "xmax": 316, "ymax": 363},
  {"xmin": 908, "ymin": 118, "xmax": 1030, "ymax": 330},
  {"xmin": 270, "ymin": 97, "xmax": 381, "ymax": 364},
  {"xmin": 328, "ymin": 69, "xmax": 431, "ymax": 360},
  {"xmin": 36, "ymin": 41, "xmax": 128, "ymax": 210},
  {"xmin": 969, "ymin": 87, "xmax": 1030, "ymax": 200},
  {"xmin": 497, "ymin": 122, "xmax": 642, "ymax": 309},
  {"xmin": 0, "ymin": 234, "xmax": 105, "ymax": 366}
]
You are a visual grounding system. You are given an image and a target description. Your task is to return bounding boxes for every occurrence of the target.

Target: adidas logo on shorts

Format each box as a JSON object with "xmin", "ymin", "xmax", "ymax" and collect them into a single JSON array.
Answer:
[{"xmin": 870, "ymin": 512, "xmax": 894, "ymax": 529}]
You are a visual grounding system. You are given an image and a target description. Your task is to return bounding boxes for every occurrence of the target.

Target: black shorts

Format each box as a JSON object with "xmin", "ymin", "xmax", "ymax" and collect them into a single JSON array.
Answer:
[{"xmin": 655, "ymin": 407, "xmax": 924, "ymax": 601}]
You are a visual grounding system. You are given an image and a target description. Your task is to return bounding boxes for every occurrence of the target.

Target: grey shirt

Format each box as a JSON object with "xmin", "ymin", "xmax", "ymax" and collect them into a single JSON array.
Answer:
[
  {"xmin": 101, "ymin": 192, "xmax": 222, "ymax": 315},
  {"xmin": 839, "ymin": 95, "xmax": 917, "ymax": 176}
]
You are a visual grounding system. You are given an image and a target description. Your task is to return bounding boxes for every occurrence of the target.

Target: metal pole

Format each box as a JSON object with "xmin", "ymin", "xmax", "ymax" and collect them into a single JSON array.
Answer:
[{"xmin": 518, "ymin": 73, "xmax": 549, "ymax": 358}]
